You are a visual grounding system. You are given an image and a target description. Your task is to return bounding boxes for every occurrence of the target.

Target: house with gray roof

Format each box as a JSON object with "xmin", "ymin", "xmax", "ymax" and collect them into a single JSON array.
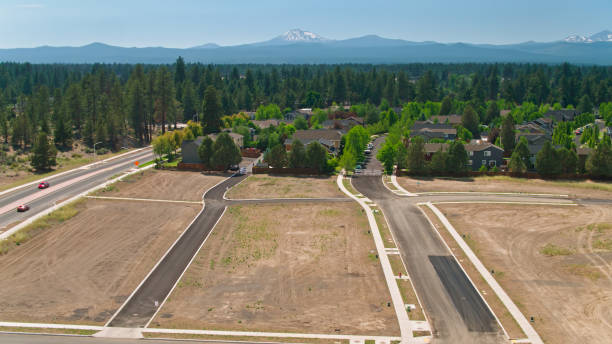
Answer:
[{"xmin": 284, "ymin": 129, "xmax": 343, "ymax": 155}]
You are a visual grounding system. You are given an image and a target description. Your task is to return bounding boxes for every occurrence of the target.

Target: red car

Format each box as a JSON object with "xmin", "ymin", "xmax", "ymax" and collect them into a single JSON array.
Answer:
[
  {"xmin": 38, "ymin": 181, "xmax": 50, "ymax": 189},
  {"xmin": 17, "ymin": 205, "xmax": 30, "ymax": 212}
]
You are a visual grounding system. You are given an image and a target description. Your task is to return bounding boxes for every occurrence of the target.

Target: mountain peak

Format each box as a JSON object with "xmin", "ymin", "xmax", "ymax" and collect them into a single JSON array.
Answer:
[
  {"xmin": 277, "ymin": 29, "xmax": 329, "ymax": 42},
  {"xmin": 564, "ymin": 30, "xmax": 612, "ymax": 43}
]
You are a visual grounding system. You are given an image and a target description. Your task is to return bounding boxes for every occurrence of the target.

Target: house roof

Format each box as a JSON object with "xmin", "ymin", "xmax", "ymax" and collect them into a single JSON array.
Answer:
[
  {"xmin": 207, "ymin": 132, "xmax": 243, "ymax": 141},
  {"xmin": 543, "ymin": 109, "xmax": 578, "ymax": 122},
  {"xmin": 411, "ymin": 120, "xmax": 454, "ymax": 131},
  {"xmin": 252, "ymin": 119, "xmax": 281, "ymax": 129},
  {"xmin": 292, "ymin": 129, "xmax": 343, "ymax": 142},
  {"xmin": 464, "ymin": 143, "xmax": 503, "ymax": 152},
  {"xmin": 424, "ymin": 143, "xmax": 449, "ymax": 153},
  {"xmin": 430, "ymin": 115, "xmax": 462, "ymax": 125}
]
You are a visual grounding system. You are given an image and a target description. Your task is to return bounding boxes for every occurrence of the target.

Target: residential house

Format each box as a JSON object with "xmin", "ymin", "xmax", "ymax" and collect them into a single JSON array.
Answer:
[
  {"xmin": 465, "ymin": 143, "xmax": 505, "ymax": 170},
  {"xmin": 285, "ymin": 108, "xmax": 313, "ymax": 121},
  {"xmin": 422, "ymin": 143, "xmax": 504, "ymax": 170},
  {"xmin": 410, "ymin": 120, "xmax": 456, "ymax": 141},
  {"xmin": 543, "ymin": 109, "xmax": 578, "ymax": 122},
  {"xmin": 321, "ymin": 116, "xmax": 364, "ymax": 131},
  {"xmin": 284, "ymin": 129, "xmax": 343, "ymax": 155},
  {"xmin": 252, "ymin": 119, "xmax": 282, "ymax": 129},
  {"xmin": 516, "ymin": 133, "xmax": 550, "ymax": 167}
]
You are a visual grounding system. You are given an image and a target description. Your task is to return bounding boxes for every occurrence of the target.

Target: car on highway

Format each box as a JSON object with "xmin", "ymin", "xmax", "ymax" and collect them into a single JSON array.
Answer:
[
  {"xmin": 38, "ymin": 181, "xmax": 50, "ymax": 189},
  {"xmin": 17, "ymin": 204, "xmax": 30, "ymax": 212}
]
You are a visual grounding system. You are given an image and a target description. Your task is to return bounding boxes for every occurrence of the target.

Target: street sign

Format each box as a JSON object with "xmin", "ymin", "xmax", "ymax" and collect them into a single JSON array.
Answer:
[{"xmin": 134, "ymin": 161, "xmax": 139, "ymax": 167}]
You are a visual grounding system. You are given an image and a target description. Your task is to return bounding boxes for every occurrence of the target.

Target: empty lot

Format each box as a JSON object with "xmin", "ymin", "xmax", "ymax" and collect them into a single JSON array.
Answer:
[
  {"xmin": 398, "ymin": 176, "xmax": 612, "ymax": 199},
  {"xmin": 0, "ymin": 199, "xmax": 199, "ymax": 325},
  {"xmin": 98, "ymin": 170, "xmax": 227, "ymax": 201},
  {"xmin": 151, "ymin": 202, "xmax": 399, "ymax": 336},
  {"xmin": 225, "ymin": 175, "xmax": 344, "ymax": 199},
  {"xmin": 436, "ymin": 203, "xmax": 612, "ymax": 344}
]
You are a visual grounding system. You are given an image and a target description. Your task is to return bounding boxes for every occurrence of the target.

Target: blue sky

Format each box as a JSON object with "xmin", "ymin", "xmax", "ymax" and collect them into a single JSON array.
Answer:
[{"xmin": 1, "ymin": 0, "xmax": 610, "ymax": 48}]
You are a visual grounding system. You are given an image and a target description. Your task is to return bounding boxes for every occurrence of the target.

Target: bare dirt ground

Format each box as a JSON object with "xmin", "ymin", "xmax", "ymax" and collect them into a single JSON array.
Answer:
[
  {"xmin": 97, "ymin": 170, "xmax": 227, "ymax": 201},
  {"xmin": 151, "ymin": 203, "xmax": 399, "ymax": 336},
  {"xmin": 0, "ymin": 199, "xmax": 200, "ymax": 325},
  {"xmin": 436, "ymin": 203, "xmax": 612, "ymax": 344},
  {"xmin": 225, "ymin": 175, "xmax": 344, "ymax": 199},
  {"xmin": 398, "ymin": 176, "xmax": 612, "ymax": 200}
]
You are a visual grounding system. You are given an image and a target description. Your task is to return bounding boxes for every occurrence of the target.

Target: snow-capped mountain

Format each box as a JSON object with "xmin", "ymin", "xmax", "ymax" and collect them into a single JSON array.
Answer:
[
  {"xmin": 564, "ymin": 30, "xmax": 612, "ymax": 43},
  {"xmin": 269, "ymin": 29, "xmax": 331, "ymax": 44}
]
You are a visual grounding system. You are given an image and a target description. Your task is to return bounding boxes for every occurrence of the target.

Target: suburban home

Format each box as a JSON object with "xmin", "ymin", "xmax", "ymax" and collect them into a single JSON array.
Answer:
[
  {"xmin": 285, "ymin": 108, "xmax": 313, "ymax": 121},
  {"xmin": 430, "ymin": 114, "xmax": 462, "ymax": 125},
  {"xmin": 422, "ymin": 143, "xmax": 504, "ymax": 170},
  {"xmin": 321, "ymin": 116, "xmax": 364, "ymax": 131},
  {"xmin": 410, "ymin": 120, "xmax": 457, "ymax": 141},
  {"xmin": 516, "ymin": 133, "xmax": 550, "ymax": 167},
  {"xmin": 543, "ymin": 109, "xmax": 578, "ymax": 122},
  {"xmin": 465, "ymin": 143, "xmax": 505, "ymax": 170},
  {"xmin": 181, "ymin": 132, "xmax": 244, "ymax": 164},
  {"xmin": 252, "ymin": 119, "xmax": 282, "ymax": 129},
  {"xmin": 284, "ymin": 129, "xmax": 343, "ymax": 155}
]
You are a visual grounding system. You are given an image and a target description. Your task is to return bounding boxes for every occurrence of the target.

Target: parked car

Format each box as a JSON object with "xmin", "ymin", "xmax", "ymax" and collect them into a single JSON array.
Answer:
[
  {"xmin": 17, "ymin": 204, "xmax": 30, "ymax": 212},
  {"xmin": 228, "ymin": 165, "xmax": 239, "ymax": 171},
  {"xmin": 364, "ymin": 149, "xmax": 372, "ymax": 155},
  {"xmin": 239, "ymin": 167, "xmax": 247, "ymax": 175},
  {"xmin": 38, "ymin": 181, "xmax": 50, "ymax": 189}
]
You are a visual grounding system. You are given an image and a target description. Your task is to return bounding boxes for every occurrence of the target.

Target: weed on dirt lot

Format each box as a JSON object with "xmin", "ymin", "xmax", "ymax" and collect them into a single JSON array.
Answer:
[
  {"xmin": 152, "ymin": 202, "xmax": 399, "ymax": 336},
  {"xmin": 227, "ymin": 175, "xmax": 343, "ymax": 199}
]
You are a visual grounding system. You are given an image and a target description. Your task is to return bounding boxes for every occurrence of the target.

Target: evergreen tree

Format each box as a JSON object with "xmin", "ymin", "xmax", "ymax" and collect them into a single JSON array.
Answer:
[
  {"xmin": 202, "ymin": 86, "xmax": 222, "ymax": 133},
  {"xmin": 31, "ymin": 131, "xmax": 57, "ymax": 171},
  {"xmin": 289, "ymin": 139, "xmax": 307, "ymax": 168},
  {"xmin": 446, "ymin": 141, "xmax": 469, "ymax": 173},
  {"xmin": 461, "ymin": 104, "xmax": 479, "ymax": 137},
  {"xmin": 154, "ymin": 67, "xmax": 175, "ymax": 134},
  {"xmin": 508, "ymin": 153, "xmax": 526, "ymax": 173},
  {"xmin": 306, "ymin": 141, "xmax": 328, "ymax": 173},
  {"xmin": 430, "ymin": 148, "xmax": 447, "ymax": 174},
  {"xmin": 210, "ymin": 132, "xmax": 241, "ymax": 169},
  {"xmin": 53, "ymin": 104, "xmax": 72, "ymax": 148},
  {"xmin": 266, "ymin": 144, "xmax": 288, "ymax": 168},
  {"xmin": 501, "ymin": 113, "xmax": 516, "ymax": 152},
  {"xmin": 406, "ymin": 136, "xmax": 426, "ymax": 174},
  {"xmin": 198, "ymin": 136, "xmax": 214, "ymax": 167},
  {"xmin": 536, "ymin": 141, "xmax": 560, "ymax": 176},
  {"xmin": 586, "ymin": 137, "xmax": 612, "ymax": 177},
  {"xmin": 439, "ymin": 96, "xmax": 452, "ymax": 116}
]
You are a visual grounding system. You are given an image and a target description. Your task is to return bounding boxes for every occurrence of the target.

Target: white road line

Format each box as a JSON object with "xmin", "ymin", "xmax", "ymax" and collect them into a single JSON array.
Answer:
[
  {"xmin": 0, "ymin": 322, "xmax": 104, "ymax": 331},
  {"xmin": 425, "ymin": 202, "xmax": 544, "ymax": 344},
  {"xmin": 337, "ymin": 174, "xmax": 417, "ymax": 344},
  {"xmin": 416, "ymin": 191, "xmax": 569, "ymax": 198},
  {"xmin": 431, "ymin": 201, "xmax": 577, "ymax": 206},
  {"xmin": 145, "ymin": 206, "xmax": 228, "ymax": 328},
  {"xmin": 86, "ymin": 196, "xmax": 202, "ymax": 204}
]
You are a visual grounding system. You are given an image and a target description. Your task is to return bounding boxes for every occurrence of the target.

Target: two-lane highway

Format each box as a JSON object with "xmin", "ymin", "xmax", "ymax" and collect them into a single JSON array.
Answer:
[{"xmin": 0, "ymin": 148, "xmax": 154, "ymax": 231}]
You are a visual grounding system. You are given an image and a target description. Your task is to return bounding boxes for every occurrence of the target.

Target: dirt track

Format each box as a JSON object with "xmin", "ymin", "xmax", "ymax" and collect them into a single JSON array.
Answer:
[
  {"xmin": 398, "ymin": 176, "xmax": 612, "ymax": 200},
  {"xmin": 437, "ymin": 203, "xmax": 612, "ymax": 344},
  {"xmin": 151, "ymin": 202, "xmax": 399, "ymax": 336},
  {"xmin": 226, "ymin": 175, "xmax": 344, "ymax": 199},
  {"xmin": 100, "ymin": 170, "xmax": 226, "ymax": 201}
]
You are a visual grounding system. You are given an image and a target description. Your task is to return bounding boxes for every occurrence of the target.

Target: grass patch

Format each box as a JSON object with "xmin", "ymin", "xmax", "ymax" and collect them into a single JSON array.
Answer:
[
  {"xmin": 412, "ymin": 331, "xmax": 431, "ymax": 337},
  {"xmin": 0, "ymin": 199, "xmax": 84, "ymax": 255},
  {"xmin": 373, "ymin": 208, "xmax": 396, "ymax": 248},
  {"xmin": 593, "ymin": 239, "xmax": 612, "ymax": 251},
  {"xmin": 388, "ymin": 254, "xmax": 407, "ymax": 276},
  {"xmin": 396, "ymin": 279, "xmax": 426, "ymax": 321},
  {"xmin": 342, "ymin": 178, "xmax": 358, "ymax": 195},
  {"xmin": 565, "ymin": 264, "xmax": 602, "ymax": 280},
  {"xmin": 142, "ymin": 332, "xmax": 348, "ymax": 344},
  {"xmin": 540, "ymin": 243, "xmax": 574, "ymax": 257},
  {"xmin": 0, "ymin": 326, "xmax": 98, "ymax": 336},
  {"xmin": 365, "ymin": 340, "xmax": 375, "ymax": 344},
  {"xmin": 461, "ymin": 233, "xmax": 479, "ymax": 254},
  {"xmin": 138, "ymin": 159, "xmax": 156, "ymax": 168},
  {"xmin": 475, "ymin": 175, "xmax": 612, "ymax": 193}
]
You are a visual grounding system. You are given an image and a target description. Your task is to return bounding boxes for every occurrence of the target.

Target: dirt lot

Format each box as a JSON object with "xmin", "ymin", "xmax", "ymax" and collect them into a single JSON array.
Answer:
[
  {"xmin": 97, "ymin": 170, "xmax": 227, "ymax": 201},
  {"xmin": 0, "ymin": 199, "xmax": 200, "ymax": 325},
  {"xmin": 151, "ymin": 203, "xmax": 399, "ymax": 336},
  {"xmin": 225, "ymin": 175, "xmax": 344, "ymax": 199},
  {"xmin": 436, "ymin": 203, "xmax": 612, "ymax": 344},
  {"xmin": 398, "ymin": 176, "xmax": 612, "ymax": 200}
]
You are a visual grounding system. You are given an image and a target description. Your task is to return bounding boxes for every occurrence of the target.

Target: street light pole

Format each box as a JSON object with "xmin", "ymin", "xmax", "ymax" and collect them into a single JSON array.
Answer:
[{"xmin": 93, "ymin": 141, "xmax": 103, "ymax": 162}]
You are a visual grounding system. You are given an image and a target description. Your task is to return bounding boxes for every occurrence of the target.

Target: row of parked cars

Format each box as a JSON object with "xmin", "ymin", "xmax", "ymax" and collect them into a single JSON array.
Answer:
[
  {"xmin": 354, "ymin": 142, "xmax": 375, "ymax": 173},
  {"xmin": 16, "ymin": 181, "xmax": 50, "ymax": 212}
]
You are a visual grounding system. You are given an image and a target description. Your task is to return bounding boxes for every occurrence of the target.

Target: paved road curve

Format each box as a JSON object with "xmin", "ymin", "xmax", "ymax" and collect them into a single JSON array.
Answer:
[
  {"xmin": 108, "ymin": 174, "xmax": 247, "ymax": 327},
  {"xmin": 0, "ymin": 148, "xmax": 154, "ymax": 230}
]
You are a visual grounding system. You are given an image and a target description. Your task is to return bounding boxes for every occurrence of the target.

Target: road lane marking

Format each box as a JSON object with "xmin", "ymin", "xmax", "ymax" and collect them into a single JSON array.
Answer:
[{"xmin": 86, "ymin": 196, "xmax": 202, "ymax": 204}]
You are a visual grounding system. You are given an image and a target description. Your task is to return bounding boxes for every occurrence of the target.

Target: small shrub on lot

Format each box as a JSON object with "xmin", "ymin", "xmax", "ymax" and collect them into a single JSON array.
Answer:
[
  {"xmin": 593, "ymin": 239, "xmax": 612, "ymax": 251},
  {"xmin": 540, "ymin": 243, "xmax": 573, "ymax": 256}
]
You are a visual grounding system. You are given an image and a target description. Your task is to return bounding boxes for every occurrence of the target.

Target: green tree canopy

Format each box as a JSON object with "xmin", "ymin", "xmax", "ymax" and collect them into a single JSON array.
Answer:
[
  {"xmin": 535, "ymin": 141, "xmax": 560, "ymax": 176},
  {"xmin": 198, "ymin": 136, "xmax": 214, "ymax": 167},
  {"xmin": 31, "ymin": 131, "xmax": 57, "ymax": 171},
  {"xmin": 406, "ymin": 136, "xmax": 426, "ymax": 174},
  {"xmin": 202, "ymin": 86, "xmax": 222, "ymax": 134},
  {"xmin": 266, "ymin": 144, "xmax": 288, "ymax": 168},
  {"xmin": 461, "ymin": 104, "xmax": 480, "ymax": 137},
  {"xmin": 306, "ymin": 141, "xmax": 328, "ymax": 173},
  {"xmin": 211, "ymin": 132, "xmax": 241, "ymax": 169},
  {"xmin": 289, "ymin": 139, "xmax": 307, "ymax": 168},
  {"xmin": 501, "ymin": 113, "xmax": 516, "ymax": 152}
]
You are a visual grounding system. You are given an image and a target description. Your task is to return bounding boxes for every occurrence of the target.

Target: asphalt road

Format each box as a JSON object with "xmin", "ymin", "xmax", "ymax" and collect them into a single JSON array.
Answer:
[
  {"xmin": 0, "ymin": 333, "xmax": 267, "ymax": 344},
  {"xmin": 108, "ymin": 174, "xmax": 247, "ymax": 328},
  {"xmin": 353, "ymin": 137, "xmax": 505, "ymax": 343},
  {"xmin": 0, "ymin": 148, "xmax": 154, "ymax": 230}
]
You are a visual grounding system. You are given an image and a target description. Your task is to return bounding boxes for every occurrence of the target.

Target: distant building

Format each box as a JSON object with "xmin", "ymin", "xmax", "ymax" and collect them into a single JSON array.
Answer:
[
  {"xmin": 285, "ymin": 129, "xmax": 343, "ymax": 155},
  {"xmin": 251, "ymin": 119, "xmax": 282, "ymax": 129},
  {"xmin": 410, "ymin": 120, "xmax": 457, "ymax": 141},
  {"xmin": 543, "ymin": 109, "xmax": 578, "ymax": 122},
  {"xmin": 430, "ymin": 114, "xmax": 462, "ymax": 125},
  {"xmin": 423, "ymin": 142, "xmax": 504, "ymax": 170},
  {"xmin": 321, "ymin": 116, "xmax": 364, "ymax": 131}
]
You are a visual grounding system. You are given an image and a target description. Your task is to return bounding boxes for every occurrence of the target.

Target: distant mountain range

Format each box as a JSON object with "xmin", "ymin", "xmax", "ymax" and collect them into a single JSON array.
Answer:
[{"xmin": 1, "ymin": 28, "xmax": 611, "ymax": 65}]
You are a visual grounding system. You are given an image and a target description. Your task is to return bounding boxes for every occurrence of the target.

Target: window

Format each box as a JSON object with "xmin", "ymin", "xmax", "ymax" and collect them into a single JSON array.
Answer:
[
  {"xmin": 482, "ymin": 160, "xmax": 487, "ymax": 166},
  {"xmin": 489, "ymin": 160, "xmax": 496, "ymax": 167},
  {"xmin": 484, "ymin": 150, "xmax": 491, "ymax": 157},
  {"xmin": 468, "ymin": 160, "xmax": 473, "ymax": 165},
  {"xmin": 469, "ymin": 151, "xmax": 474, "ymax": 156}
]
